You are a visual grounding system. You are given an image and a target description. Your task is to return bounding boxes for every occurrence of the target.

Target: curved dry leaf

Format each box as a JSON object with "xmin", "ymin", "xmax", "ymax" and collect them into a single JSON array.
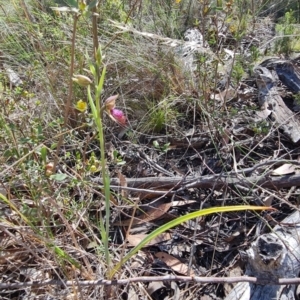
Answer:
[
  {"xmin": 155, "ymin": 252, "xmax": 195, "ymax": 276},
  {"xmin": 271, "ymin": 164, "xmax": 296, "ymax": 176}
]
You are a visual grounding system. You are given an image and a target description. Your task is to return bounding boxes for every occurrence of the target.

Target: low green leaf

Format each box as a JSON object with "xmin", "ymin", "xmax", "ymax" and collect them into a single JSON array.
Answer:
[
  {"xmin": 50, "ymin": 173, "xmax": 68, "ymax": 181},
  {"xmin": 153, "ymin": 140, "xmax": 159, "ymax": 148}
]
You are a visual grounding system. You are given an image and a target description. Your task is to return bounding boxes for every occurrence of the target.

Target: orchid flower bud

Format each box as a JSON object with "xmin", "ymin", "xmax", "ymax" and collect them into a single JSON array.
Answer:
[
  {"xmin": 104, "ymin": 94, "xmax": 119, "ymax": 112},
  {"xmin": 72, "ymin": 74, "xmax": 92, "ymax": 87},
  {"xmin": 103, "ymin": 94, "xmax": 127, "ymax": 125}
]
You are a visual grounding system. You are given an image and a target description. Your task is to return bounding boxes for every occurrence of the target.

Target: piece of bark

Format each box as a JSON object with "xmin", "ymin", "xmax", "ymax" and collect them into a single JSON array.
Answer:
[
  {"xmin": 225, "ymin": 210, "xmax": 300, "ymax": 300},
  {"xmin": 254, "ymin": 65, "xmax": 300, "ymax": 143}
]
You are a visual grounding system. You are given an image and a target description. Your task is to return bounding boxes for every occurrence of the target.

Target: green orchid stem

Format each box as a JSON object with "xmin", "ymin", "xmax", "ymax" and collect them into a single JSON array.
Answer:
[
  {"xmin": 87, "ymin": 85, "xmax": 111, "ymax": 275},
  {"xmin": 109, "ymin": 205, "xmax": 275, "ymax": 278}
]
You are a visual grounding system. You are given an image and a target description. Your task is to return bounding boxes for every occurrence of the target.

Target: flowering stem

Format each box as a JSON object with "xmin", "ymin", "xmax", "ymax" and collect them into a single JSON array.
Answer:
[{"xmin": 87, "ymin": 85, "xmax": 111, "ymax": 274}]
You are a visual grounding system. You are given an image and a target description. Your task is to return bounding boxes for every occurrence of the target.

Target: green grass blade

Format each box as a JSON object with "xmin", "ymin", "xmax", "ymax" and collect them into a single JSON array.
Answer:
[{"xmin": 110, "ymin": 205, "xmax": 274, "ymax": 277}]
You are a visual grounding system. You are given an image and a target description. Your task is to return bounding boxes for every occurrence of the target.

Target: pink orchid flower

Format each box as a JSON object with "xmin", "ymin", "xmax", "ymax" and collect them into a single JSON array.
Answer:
[
  {"xmin": 111, "ymin": 108, "xmax": 126, "ymax": 125},
  {"xmin": 103, "ymin": 95, "xmax": 127, "ymax": 126}
]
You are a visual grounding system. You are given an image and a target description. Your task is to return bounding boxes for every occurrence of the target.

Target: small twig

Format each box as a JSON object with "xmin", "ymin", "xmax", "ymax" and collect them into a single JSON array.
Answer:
[{"xmin": 3, "ymin": 275, "xmax": 300, "ymax": 289}]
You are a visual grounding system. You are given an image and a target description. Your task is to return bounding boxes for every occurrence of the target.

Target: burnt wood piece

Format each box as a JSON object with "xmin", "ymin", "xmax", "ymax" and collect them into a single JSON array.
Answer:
[
  {"xmin": 225, "ymin": 210, "xmax": 300, "ymax": 300},
  {"xmin": 260, "ymin": 58, "xmax": 300, "ymax": 93},
  {"xmin": 254, "ymin": 60, "xmax": 300, "ymax": 143}
]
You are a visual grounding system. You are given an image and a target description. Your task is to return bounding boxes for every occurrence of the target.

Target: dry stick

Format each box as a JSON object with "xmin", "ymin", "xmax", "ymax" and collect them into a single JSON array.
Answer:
[
  {"xmin": 3, "ymin": 275, "xmax": 300, "ymax": 289},
  {"xmin": 100, "ymin": 166, "xmax": 300, "ymax": 191},
  {"xmin": 53, "ymin": 13, "xmax": 79, "ymax": 170},
  {"xmin": 90, "ymin": 159, "xmax": 300, "ymax": 195}
]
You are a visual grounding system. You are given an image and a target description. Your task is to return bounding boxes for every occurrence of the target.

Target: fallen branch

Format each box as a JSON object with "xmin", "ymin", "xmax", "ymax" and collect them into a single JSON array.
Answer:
[
  {"xmin": 92, "ymin": 165, "xmax": 300, "ymax": 191},
  {"xmin": 3, "ymin": 275, "xmax": 300, "ymax": 289},
  {"xmin": 91, "ymin": 160, "xmax": 300, "ymax": 194}
]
